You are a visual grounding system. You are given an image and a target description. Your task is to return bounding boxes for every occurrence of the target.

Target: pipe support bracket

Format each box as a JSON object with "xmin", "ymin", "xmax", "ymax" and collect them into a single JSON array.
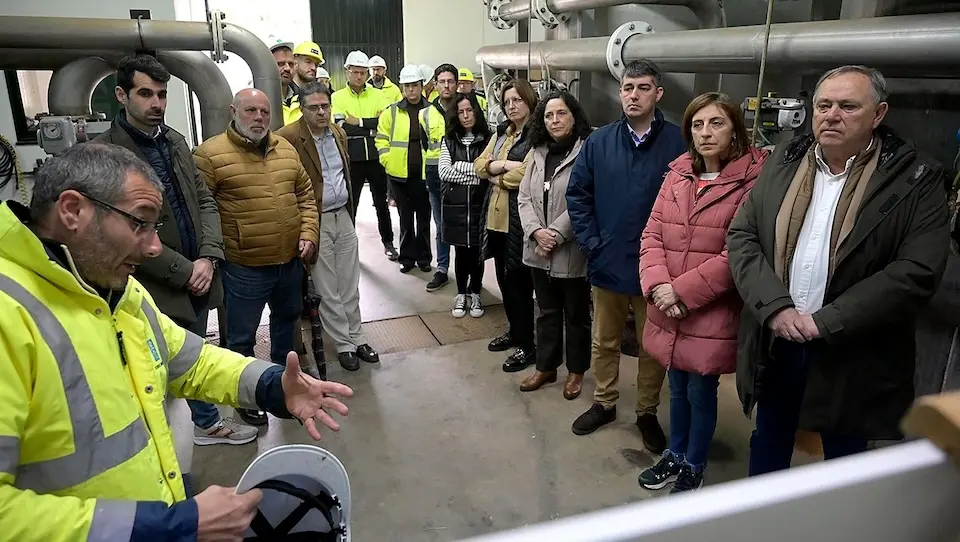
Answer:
[
  {"xmin": 533, "ymin": 0, "xmax": 569, "ymax": 29},
  {"xmin": 606, "ymin": 21, "xmax": 654, "ymax": 79},
  {"xmin": 208, "ymin": 9, "xmax": 227, "ymax": 62},
  {"xmin": 488, "ymin": 0, "xmax": 517, "ymax": 30}
]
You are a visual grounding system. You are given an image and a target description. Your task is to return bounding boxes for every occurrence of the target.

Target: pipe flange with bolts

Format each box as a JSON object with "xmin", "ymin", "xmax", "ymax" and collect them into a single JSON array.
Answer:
[
  {"xmin": 606, "ymin": 21, "xmax": 654, "ymax": 80},
  {"xmin": 208, "ymin": 9, "xmax": 228, "ymax": 62},
  {"xmin": 487, "ymin": 0, "xmax": 517, "ymax": 30},
  {"xmin": 532, "ymin": 0, "xmax": 569, "ymax": 30}
]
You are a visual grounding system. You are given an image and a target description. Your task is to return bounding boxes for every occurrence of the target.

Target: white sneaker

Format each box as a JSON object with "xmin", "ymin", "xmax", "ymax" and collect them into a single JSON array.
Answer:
[
  {"xmin": 452, "ymin": 294, "xmax": 467, "ymax": 318},
  {"xmin": 470, "ymin": 293, "xmax": 484, "ymax": 318},
  {"xmin": 193, "ymin": 418, "xmax": 258, "ymax": 446}
]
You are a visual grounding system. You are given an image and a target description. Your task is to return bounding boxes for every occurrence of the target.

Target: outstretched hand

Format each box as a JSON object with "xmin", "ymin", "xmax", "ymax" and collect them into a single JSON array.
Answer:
[{"xmin": 280, "ymin": 352, "xmax": 354, "ymax": 440}]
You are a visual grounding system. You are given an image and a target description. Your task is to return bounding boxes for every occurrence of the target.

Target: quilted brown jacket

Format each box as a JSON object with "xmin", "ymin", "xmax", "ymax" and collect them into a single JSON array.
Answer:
[{"xmin": 194, "ymin": 124, "xmax": 319, "ymax": 267}]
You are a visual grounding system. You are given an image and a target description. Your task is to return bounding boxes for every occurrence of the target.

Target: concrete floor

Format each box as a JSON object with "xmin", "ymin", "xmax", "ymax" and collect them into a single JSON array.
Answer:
[{"xmin": 182, "ymin": 191, "xmax": 766, "ymax": 541}]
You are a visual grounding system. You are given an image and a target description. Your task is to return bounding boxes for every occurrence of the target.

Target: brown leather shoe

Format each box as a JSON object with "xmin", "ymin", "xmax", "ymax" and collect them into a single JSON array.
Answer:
[
  {"xmin": 563, "ymin": 373, "xmax": 584, "ymax": 400},
  {"xmin": 519, "ymin": 370, "xmax": 557, "ymax": 392}
]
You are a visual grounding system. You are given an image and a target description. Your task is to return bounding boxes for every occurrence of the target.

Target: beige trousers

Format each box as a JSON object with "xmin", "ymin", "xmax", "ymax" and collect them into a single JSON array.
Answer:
[{"xmin": 591, "ymin": 286, "xmax": 666, "ymax": 415}]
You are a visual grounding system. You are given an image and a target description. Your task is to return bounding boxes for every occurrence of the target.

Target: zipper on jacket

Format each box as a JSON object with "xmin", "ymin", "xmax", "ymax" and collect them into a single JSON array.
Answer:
[{"xmin": 117, "ymin": 331, "xmax": 127, "ymax": 366}]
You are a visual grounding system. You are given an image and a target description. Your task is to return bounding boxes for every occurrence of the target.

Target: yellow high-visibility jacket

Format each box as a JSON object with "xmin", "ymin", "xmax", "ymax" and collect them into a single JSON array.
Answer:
[
  {"xmin": 331, "ymin": 84, "xmax": 386, "ymax": 162},
  {"xmin": 372, "ymin": 77, "xmax": 402, "ymax": 106},
  {"xmin": 376, "ymin": 99, "xmax": 430, "ymax": 179},
  {"xmin": 419, "ymin": 101, "xmax": 446, "ymax": 174},
  {"xmin": 0, "ymin": 201, "xmax": 274, "ymax": 540}
]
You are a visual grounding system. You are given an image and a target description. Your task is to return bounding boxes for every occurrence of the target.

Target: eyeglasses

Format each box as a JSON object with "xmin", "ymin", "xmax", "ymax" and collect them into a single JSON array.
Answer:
[
  {"xmin": 78, "ymin": 191, "xmax": 162, "ymax": 236},
  {"xmin": 303, "ymin": 103, "xmax": 332, "ymax": 113}
]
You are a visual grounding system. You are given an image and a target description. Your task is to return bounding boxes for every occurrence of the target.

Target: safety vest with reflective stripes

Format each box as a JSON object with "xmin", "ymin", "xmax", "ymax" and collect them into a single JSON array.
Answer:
[
  {"xmin": 284, "ymin": 84, "xmax": 303, "ymax": 126},
  {"xmin": 0, "ymin": 202, "xmax": 272, "ymax": 541},
  {"xmin": 371, "ymin": 76, "xmax": 402, "ymax": 106},
  {"xmin": 331, "ymin": 84, "xmax": 386, "ymax": 161},
  {"xmin": 419, "ymin": 101, "xmax": 446, "ymax": 174},
  {"xmin": 376, "ymin": 100, "xmax": 428, "ymax": 179}
]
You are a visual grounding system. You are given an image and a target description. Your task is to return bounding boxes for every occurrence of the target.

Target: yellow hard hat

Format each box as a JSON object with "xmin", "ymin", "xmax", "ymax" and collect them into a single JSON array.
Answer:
[
  {"xmin": 458, "ymin": 68, "xmax": 475, "ymax": 82},
  {"xmin": 293, "ymin": 41, "xmax": 324, "ymax": 64}
]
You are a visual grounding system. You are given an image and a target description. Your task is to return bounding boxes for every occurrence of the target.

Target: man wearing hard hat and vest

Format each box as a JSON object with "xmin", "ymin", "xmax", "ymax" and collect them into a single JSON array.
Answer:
[
  {"xmin": 0, "ymin": 142, "xmax": 352, "ymax": 540},
  {"xmin": 458, "ymin": 67, "xmax": 488, "ymax": 115},
  {"xmin": 368, "ymin": 55, "xmax": 402, "ymax": 105},
  {"xmin": 332, "ymin": 50, "xmax": 399, "ymax": 261},
  {"xmin": 282, "ymin": 40, "xmax": 324, "ymax": 125},
  {"xmin": 377, "ymin": 65, "xmax": 434, "ymax": 273}
]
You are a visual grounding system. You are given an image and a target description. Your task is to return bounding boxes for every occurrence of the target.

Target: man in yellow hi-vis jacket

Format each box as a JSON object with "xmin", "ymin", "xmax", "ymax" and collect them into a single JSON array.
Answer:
[{"xmin": 0, "ymin": 143, "xmax": 353, "ymax": 541}]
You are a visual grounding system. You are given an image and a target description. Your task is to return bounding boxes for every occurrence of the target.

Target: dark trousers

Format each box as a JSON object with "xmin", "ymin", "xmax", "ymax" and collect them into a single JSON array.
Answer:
[
  {"xmin": 350, "ymin": 160, "xmax": 394, "ymax": 246},
  {"xmin": 531, "ymin": 269, "xmax": 590, "ymax": 373},
  {"xmin": 667, "ymin": 369, "xmax": 720, "ymax": 469},
  {"xmin": 487, "ymin": 230, "xmax": 535, "ymax": 351},
  {"xmin": 749, "ymin": 340, "xmax": 869, "ymax": 476},
  {"xmin": 175, "ymin": 296, "xmax": 221, "ymax": 430},
  {"xmin": 390, "ymin": 176, "xmax": 432, "ymax": 267},
  {"xmin": 454, "ymin": 245, "xmax": 483, "ymax": 294},
  {"xmin": 221, "ymin": 259, "xmax": 303, "ymax": 364}
]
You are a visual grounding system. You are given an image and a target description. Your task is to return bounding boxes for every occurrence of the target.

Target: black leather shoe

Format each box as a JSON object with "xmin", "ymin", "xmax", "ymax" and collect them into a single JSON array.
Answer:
[
  {"xmin": 488, "ymin": 332, "xmax": 514, "ymax": 352},
  {"xmin": 384, "ymin": 244, "xmax": 399, "ymax": 261},
  {"xmin": 356, "ymin": 344, "xmax": 380, "ymax": 363},
  {"xmin": 572, "ymin": 404, "xmax": 616, "ymax": 435},
  {"xmin": 237, "ymin": 408, "xmax": 268, "ymax": 426},
  {"xmin": 419, "ymin": 263, "xmax": 433, "ymax": 272},
  {"xmin": 636, "ymin": 414, "xmax": 667, "ymax": 455},
  {"xmin": 400, "ymin": 262, "xmax": 415, "ymax": 274},
  {"xmin": 502, "ymin": 347, "xmax": 535, "ymax": 373},
  {"xmin": 338, "ymin": 352, "xmax": 360, "ymax": 371}
]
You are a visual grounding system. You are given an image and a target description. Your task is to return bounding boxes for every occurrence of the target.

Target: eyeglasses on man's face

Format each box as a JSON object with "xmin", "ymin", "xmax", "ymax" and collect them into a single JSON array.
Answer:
[
  {"xmin": 303, "ymin": 103, "xmax": 332, "ymax": 113},
  {"xmin": 78, "ymin": 191, "xmax": 162, "ymax": 236}
]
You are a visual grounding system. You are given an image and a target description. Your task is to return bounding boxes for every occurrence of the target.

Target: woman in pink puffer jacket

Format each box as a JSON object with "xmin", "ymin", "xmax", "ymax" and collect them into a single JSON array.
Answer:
[{"xmin": 637, "ymin": 92, "xmax": 768, "ymax": 494}]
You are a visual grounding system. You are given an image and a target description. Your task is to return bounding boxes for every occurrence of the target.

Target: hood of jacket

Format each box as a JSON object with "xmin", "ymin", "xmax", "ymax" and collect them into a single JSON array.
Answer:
[{"xmin": 669, "ymin": 145, "xmax": 768, "ymax": 185}]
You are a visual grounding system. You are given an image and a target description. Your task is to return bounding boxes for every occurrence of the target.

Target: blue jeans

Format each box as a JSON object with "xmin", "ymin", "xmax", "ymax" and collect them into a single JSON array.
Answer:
[
  {"xmin": 221, "ymin": 259, "xmax": 304, "ymax": 364},
  {"xmin": 180, "ymin": 299, "xmax": 222, "ymax": 430},
  {"xmin": 748, "ymin": 340, "xmax": 869, "ymax": 476},
  {"xmin": 666, "ymin": 369, "xmax": 720, "ymax": 470},
  {"xmin": 425, "ymin": 165, "xmax": 450, "ymax": 274}
]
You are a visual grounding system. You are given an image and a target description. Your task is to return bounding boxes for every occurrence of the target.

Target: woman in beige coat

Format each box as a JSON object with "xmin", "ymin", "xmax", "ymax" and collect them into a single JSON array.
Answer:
[{"xmin": 517, "ymin": 91, "xmax": 594, "ymax": 399}]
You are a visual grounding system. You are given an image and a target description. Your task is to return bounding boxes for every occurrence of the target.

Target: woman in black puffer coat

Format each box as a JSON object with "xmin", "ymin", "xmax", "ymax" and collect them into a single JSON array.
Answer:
[
  {"xmin": 438, "ymin": 92, "xmax": 491, "ymax": 320},
  {"xmin": 474, "ymin": 79, "xmax": 538, "ymax": 373}
]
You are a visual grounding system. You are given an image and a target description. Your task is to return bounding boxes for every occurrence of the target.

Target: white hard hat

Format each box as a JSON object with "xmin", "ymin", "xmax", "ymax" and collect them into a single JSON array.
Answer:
[
  {"xmin": 368, "ymin": 55, "xmax": 386, "ymax": 68},
  {"xmin": 419, "ymin": 64, "xmax": 434, "ymax": 82},
  {"xmin": 343, "ymin": 50, "xmax": 370, "ymax": 69},
  {"xmin": 237, "ymin": 445, "xmax": 351, "ymax": 541},
  {"xmin": 317, "ymin": 67, "xmax": 330, "ymax": 79},
  {"xmin": 398, "ymin": 64, "xmax": 425, "ymax": 84}
]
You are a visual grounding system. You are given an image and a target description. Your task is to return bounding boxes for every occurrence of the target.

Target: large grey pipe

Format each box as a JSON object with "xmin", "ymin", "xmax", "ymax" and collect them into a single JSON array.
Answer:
[
  {"xmin": 156, "ymin": 51, "xmax": 233, "ymax": 139},
  {"xmin": 477, "ymin": 12, "xmax": 960, "ymax": 78},
  {"xmin": 0, "ymin": 16, "xmax": 281, "ymax": 129},
  {"xmin": 48, "ymin": 57, "xmax": 115, "ymax": 116},
  {"xmin": 498, "ymin": 0, "xmax": 725, "ymax": 28},
  {"xmin": 6, "ymin": 49, "xmax": 233, "ymax": 138}
]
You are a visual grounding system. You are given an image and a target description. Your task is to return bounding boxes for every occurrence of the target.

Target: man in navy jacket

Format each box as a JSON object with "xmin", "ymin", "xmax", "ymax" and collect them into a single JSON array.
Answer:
[{"xmin": 566, "ymin": 59, "xmax": 686, "ymax": 452}]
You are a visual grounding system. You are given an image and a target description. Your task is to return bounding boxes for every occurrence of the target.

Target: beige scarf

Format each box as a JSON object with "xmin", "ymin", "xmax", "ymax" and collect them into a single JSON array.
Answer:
[{"xmin": 774, "ymin": 139, "xmax": 880, "ymax": 284}]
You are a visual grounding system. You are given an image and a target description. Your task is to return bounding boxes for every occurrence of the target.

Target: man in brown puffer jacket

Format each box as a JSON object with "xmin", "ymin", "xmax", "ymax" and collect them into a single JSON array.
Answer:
[{"xmin": 194, "ymin": 88, "xmax": 320, "ymax": 426}]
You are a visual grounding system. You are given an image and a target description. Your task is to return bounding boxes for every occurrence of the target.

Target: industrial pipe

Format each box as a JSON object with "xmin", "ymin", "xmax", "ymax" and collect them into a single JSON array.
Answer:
[
  {"xmin": 476, "ymin": 12, "xmax": 960, "ymax": 79},
  {"xmin": 156, "ymin": 51, "xmax": 233, "ymax": 139},
  {"xmin": 2, "ymin": 49, "xmax": 233, "ymax": 138},
  {"xmin": 0, "ymin": 16, "xmax": 281, "ymax": 129},
  {"xmin": 48, "ymin": 57, "xmax": 115, "ymax": 116},
  {"xmin": 498, "ymin": 0, "xmax": 725, "ymax": 28}
]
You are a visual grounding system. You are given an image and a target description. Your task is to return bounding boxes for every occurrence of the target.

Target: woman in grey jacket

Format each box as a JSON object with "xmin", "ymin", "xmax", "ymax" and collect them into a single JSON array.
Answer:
[{"xmin": 517, "ymin": 91, "xmax": 594, "ymax": 399}]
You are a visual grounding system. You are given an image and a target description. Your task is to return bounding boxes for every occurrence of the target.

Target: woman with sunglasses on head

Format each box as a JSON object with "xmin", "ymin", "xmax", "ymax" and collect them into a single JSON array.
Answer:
[
  {"xmin": 438, "ymin": 92, "xmax": 491, "ymax": 318},
  {"xmin": 516, "ymin": 91, "xmax": 594, "ymax": 399},
  {"xmin": 637, "ymin": 92, "xmax": 767, "ymax": 493}
]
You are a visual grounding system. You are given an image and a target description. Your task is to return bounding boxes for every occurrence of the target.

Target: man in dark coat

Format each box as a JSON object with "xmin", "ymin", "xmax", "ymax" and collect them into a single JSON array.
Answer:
[
  {"xmin": 94, "ymin": 55, "xmax": 258, "ymax": 451},
  {"xmin": 727, "ymin": 65, "xmax": 950, "ymax": 476},
  {"xmin": 566, "ymin": 59, "xmax": 686, "ymax": 450}
]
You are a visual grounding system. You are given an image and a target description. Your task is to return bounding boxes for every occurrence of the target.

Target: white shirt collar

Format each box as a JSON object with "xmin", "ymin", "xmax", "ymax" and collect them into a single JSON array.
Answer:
[{"xmin": 814, "ymin": 137, "xmax": 874, "ymax": 177}]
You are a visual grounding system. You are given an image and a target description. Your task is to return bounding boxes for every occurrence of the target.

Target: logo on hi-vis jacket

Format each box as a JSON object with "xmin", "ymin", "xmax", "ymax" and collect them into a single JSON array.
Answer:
[{"xmin": 147, "ymin": 339, "xmax": 161, "ymax": 362}]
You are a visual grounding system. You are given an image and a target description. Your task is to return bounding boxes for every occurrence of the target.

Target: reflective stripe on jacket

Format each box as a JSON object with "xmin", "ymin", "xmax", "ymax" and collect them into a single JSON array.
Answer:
[
  {"xmin": 0, "ymin": 201, "xmax": 272, "ymax": 540},
  {"xmin": 419, "ymin": 101, "xmax": 445, "ymax": 174},
  {"xmin": 331, "ymin": 85, "xmax": 386, "ymax": 162},
  {"xmin": 376, "ymin": 101, "xmax": 419, "ymax": 179}
]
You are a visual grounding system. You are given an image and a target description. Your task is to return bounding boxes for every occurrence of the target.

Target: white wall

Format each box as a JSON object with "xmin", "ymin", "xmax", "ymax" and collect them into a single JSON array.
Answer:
[{"xmin": 402, "ymin": 0, "xmax": 520, "ymax": 74}]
